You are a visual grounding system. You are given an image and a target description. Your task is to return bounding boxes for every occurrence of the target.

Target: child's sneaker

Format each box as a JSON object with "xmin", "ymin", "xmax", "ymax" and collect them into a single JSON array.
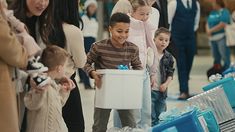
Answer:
[
  {"xmin": 27, "ymin": 56, "xmax": 48, "ymax": 74},
  {"xmin": 33, "ymin": 74, "xmax": 51, "ymax": 87}
]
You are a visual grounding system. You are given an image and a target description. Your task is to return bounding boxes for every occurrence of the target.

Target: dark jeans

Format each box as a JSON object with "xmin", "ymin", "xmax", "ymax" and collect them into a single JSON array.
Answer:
[
  {"xmin": 20, "ymin": 76, "xmax": 31, "ymax": 132},
  {"xmin": 173, "ymin": 36, "xmax": 196, "ymax": 93},
  {"xmin": 63, "ymin": 73, "xmax": 85, "ymax": 132},
  {"xmin": 78, "ymin": 68, "xmax": 90, "ymax": 87},
  {"xmin": 210, "ymin": 37, "xmax": 231, "ymax": 70},
  {"xmin": 151, "ymin": 90, "xmax": 166, "ymax": 126},
  {"xmin": 78, "ymin": 37, "xmax": 95, "ymax": 87}
]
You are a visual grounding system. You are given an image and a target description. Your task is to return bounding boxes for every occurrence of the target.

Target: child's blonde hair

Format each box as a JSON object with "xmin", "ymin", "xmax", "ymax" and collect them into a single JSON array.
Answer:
[
  {"xmin": 146, "ymin": 0, "xmax": 156, "ymax": 6},
  {"xmin": 154, "ymin": 27, "xmax": 171, "ymax": 38},
  {"xmin": 41, "ymin": 45, "xmax": 69, "ymax": 70},
  {"xmin": 130, "ymin": 0, "xmax": 148, "ymax": 12}
]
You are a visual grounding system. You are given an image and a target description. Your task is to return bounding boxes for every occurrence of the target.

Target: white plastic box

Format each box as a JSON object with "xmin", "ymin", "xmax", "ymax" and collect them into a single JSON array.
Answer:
[{"xmin": 95, "ymin": 69, "xmax": 144, "ymax": 109}]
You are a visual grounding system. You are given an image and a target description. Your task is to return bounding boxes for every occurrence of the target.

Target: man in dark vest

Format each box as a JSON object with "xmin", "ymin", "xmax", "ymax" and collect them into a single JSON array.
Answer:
[
  {"xmin": 168, "ymin": 0, "xmax": 200, "ymax": 100},
  {"xmin": 152, "ymin": 0, "xmax": 169, "ymax": 28},
  {"xmin": 152, "ymin": 0, "xmax": 178, "ymax": 59}
]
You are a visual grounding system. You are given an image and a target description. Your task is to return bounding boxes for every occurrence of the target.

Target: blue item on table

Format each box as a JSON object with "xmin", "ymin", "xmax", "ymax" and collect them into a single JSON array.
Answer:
[
  {"xmin": 152, "ymin": 110, "xmax": 204, "ymax": 132},
  {"xmin": 223, "ymin": 67, "xmax": 235, "ymax": 75},
  {"xmin": 202, "ymin": 77, "xmax": 235, "ymax": 108},
  {"xmin": 198, "ymin": 109, "xmax": 219, "ymax": 132},
  {"xmin": 162, "ymin": 126, "xmax": 178, "ymax": 132}
]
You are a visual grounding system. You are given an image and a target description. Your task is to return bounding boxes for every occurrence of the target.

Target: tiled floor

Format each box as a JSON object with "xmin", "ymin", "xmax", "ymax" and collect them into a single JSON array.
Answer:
[{"xmin": 78, "ymin": 52, "xmax": 214, "ymax": 132}]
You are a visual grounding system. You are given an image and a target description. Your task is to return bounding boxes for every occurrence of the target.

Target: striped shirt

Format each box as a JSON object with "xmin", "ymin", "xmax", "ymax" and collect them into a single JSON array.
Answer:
[{"xmin": 84, "ymin": 39, "xmax": 143, "ymax": 75}]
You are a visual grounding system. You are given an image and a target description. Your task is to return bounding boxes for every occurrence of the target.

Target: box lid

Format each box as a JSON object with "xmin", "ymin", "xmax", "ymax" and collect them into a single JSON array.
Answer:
[
  {"xmin": 203, "ymin": 77, "xmax": 234, "ymax": 90},
  {"xmin": 96, "ymin": 69, "xmax": 144, "ymax": 75}
]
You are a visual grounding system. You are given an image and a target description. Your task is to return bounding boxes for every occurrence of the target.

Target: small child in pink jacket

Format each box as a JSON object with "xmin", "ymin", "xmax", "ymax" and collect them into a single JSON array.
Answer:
[{"xmin": 128, "ymin": 0, "xmax": 158, "ymax": 128}]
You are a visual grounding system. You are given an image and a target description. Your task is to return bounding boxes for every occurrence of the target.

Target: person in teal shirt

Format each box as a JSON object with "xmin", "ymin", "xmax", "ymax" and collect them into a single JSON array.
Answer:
[{"xmin": 206, "ymin": 0, "xmax": 231, "ymax": 74}]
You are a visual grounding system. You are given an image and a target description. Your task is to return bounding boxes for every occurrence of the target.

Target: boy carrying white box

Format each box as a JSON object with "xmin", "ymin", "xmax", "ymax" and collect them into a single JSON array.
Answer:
[{"xmin": 83, "ymin": 12, "xmax": 143, "ymax": 132}]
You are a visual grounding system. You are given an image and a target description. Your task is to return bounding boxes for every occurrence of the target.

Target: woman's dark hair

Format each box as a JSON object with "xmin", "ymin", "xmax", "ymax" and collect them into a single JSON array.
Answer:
[
  {"xmin": 215, "ymin": 0, "xmax": 225, "ymax": 8},
  {"xmin": 109, "ymin": 12, "xmax": 130, "ymax": 27},
  {"xmin": 10, "ymin": 0, "xmax": 55, "ymax": 44},
  {"xmin": 49, "ymin": 0, "xmax": 83, "ymax": 48}
]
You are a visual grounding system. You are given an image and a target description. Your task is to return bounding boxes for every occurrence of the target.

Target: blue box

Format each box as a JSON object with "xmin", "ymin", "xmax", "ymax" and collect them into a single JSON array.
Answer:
[
  {"xmin": 202, "ymin": 77, "xmax": 235, "ymax": 108},
  {"xmin": 222, "ymin": 67, "xmax": 235, "ymax": 75},
  {"xmin": 198, "ymin": 110, "xmax": 219, "ymax": 132},
  {"xmin": 152, "ymin": 110, "xmax": 204, "ymax": 132}
]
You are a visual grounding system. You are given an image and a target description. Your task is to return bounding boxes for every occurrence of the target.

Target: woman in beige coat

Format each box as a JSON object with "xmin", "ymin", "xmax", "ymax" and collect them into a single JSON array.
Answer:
[{"xmin": 0, "ymin": 1, "xmax": 28, "ymax": 132}]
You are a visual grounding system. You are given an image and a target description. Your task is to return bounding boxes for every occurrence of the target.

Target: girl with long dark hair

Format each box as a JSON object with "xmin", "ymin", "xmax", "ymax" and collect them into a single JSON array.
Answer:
[{"xmin": 49, "ymin": 0, "xmax": 86, "ymax": 131}]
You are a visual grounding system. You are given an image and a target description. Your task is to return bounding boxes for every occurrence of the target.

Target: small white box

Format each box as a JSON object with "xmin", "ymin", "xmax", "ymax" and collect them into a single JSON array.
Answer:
[{"xmin": 95, "ymin": 69, "xmax": 144, "ymax": 109}]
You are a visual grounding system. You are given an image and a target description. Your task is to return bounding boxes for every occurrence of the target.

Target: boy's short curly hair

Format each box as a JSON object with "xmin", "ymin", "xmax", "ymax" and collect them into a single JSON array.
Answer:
[
  {"xmin": 109, "ymin": 12, "xmax": 130, "ymax": 27},
  {"xmin": 41, "ymin": 45, "xmax": 69, "ymax": 70}
]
